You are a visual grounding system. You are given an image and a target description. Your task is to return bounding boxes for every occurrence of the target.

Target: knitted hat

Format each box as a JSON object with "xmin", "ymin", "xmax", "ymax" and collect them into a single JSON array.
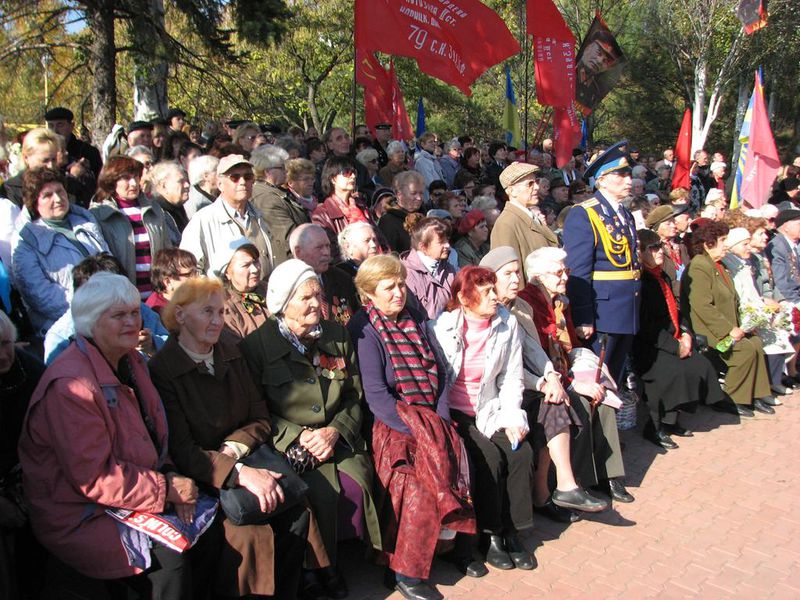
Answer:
[
  {"xmin": 725, "ymin": 227, "xmax": 750, "ymax": 249},
  {"xmin": 499, "ymin": 162, "xmax": 540, "ymax": 190},
  {"xmin": 479, "ymin": 246, "xmax": 520, "ymax": 272},
  {"xmin": 266, "ymin": 259, "xmax": 318, "ymax": 315},
  {"xmin": 457, "ymin": 209, "xmax": 486, "ymax": 235}
]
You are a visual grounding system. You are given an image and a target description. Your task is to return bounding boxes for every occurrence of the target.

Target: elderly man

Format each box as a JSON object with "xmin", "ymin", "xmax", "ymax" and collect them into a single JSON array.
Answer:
[
  {"xmin": 180, "ymin": 154, "xmax": 275, "ymax": 279},
  {"xmin": 645, "ymin": 204, "xmax": 690, "ymax": 300},
  {"xmin": 655, "ymin": 148, "xmax": 674, "ymax": 172},
  {"xmin": 126, "ymin": 121, "xmax": 153, "ymax": 150},
  {"xmin": 563, "ymin": 141, "xmax": 640, "ymax": 386},
  {"xmin": 290, "ymin": 223, "xmax": 359, "ymax": 325},
  {"xmin": 45, "ymin": 107, "xmax": 102, "ymax": 178},
  {"xmin": 439, "ymin": 139, "xmax": 462, "ymax": 188},
  {"xmin": 766, "ymin": 209, "xmax": 800, "ymax": 305},
  {"xmin": 337, "ymin": 222, "xmax": 380, "ymax": 277},
  {"xmin": 249, "ymin": 144, "xmax": 301, "ymax": 265},
  {"xmin": 490, "ymin": 162, "xmax": 558, "ymax": 281},
  {"xmin": 378, "ymin": 170, "xmax": 424, "ymax": 253}
]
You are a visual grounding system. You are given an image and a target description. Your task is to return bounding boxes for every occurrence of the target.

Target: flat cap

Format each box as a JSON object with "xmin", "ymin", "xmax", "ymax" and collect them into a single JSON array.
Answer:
[
  {"xmin": 499, "ymin": 162, "xmax": 540, "ymax": 190},
  {"xmin": 128, "ymin": 120, "xmax": 153, "ymax": 133},
  {"xmin": 479, "ymin": 246, "xmax": 520, "ymax": 272},
  {"xmin": 645, "ymin": 205, "xmax": 675, "ymax": 229}
]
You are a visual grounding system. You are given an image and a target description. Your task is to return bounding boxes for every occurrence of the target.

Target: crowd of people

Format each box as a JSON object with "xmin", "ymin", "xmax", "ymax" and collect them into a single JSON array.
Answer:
[{"xmin": 1, "ymin": 106, "xmax": 800, "ymax": 600}]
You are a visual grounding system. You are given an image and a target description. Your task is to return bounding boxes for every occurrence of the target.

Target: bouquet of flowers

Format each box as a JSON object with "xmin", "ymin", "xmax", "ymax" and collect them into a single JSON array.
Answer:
[{"xmin": 739, "ymin": 302, "xmax": 772, "ymax": 333}]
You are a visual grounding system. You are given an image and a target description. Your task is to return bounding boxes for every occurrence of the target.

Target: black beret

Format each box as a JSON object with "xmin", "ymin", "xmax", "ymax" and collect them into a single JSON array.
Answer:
[
  {"xmin": 166, "ymin": 108, "xmax": 186, "ymax": 120},
  {"xmin": 45, "ymin": 107, "xmax": 73, "ymax": 121}
]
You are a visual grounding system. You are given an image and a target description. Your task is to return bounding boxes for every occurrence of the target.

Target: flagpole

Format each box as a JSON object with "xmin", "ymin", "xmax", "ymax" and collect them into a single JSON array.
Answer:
[
  {"xmin": 351, "ymin": 49, "xmax": 357, "ymax": 138},
  {"xmin": 520, "ymin": 1, "xmax": 529, "ymax": 152}
]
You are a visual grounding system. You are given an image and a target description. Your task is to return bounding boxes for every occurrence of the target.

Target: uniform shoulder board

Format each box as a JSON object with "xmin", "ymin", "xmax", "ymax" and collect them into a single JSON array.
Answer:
[{"xmin": 579, "ymin": 198, "xmax": 599, "ymax": 208}]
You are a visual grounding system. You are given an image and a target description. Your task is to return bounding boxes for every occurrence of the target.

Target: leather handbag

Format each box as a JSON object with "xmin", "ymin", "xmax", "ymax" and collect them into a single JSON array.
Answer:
[{"xmin": 220, "ymin": 445, "xmax": 309, "ymax": 526}]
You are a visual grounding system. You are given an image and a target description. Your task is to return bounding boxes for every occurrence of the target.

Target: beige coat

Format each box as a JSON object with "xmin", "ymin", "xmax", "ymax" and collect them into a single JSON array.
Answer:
[{"xmin": 490, "ymin": 202, "xmax": 559, "ymax": 281}]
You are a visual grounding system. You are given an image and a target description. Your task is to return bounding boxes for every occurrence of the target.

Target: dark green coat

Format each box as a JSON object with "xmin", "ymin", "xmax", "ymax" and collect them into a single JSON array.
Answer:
[{"xmin": 240, "ymin": 317, "xmax": 381, "ymax": 562}]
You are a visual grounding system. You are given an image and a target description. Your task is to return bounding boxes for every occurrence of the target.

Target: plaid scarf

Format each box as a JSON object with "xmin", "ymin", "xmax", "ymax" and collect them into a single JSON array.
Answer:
[{"xmin": 366, "ymin": 302, "xmax": 438, "ymax": 406}]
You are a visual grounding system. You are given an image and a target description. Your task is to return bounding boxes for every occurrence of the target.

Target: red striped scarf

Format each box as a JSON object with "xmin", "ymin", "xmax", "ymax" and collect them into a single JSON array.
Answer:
[
  {"xmin": 644, "ymin": 265, "xmax": 681, "ymax": 340},
  {"xmin": 116, "ymin": 195, "xmax": 152, "ymax": 297},
  {"xmin": 366, "ymin": 302, "xmax": 438, "ymax": 406}
]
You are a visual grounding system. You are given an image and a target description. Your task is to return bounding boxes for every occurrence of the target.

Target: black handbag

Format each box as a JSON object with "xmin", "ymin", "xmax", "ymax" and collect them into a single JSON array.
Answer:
[{"xmin": 219, "ymin": 445, "xmax": 309, "ymax": 526}]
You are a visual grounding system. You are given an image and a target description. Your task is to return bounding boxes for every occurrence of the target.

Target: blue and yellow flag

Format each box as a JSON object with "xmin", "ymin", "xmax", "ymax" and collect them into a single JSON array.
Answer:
[
  {"xmin": 503, "ymin": 65, "xmax": 521, "ymax": 148},
  {"xmin": 730, "ymin": 73, "xmax": 758, "ymax": 209}
]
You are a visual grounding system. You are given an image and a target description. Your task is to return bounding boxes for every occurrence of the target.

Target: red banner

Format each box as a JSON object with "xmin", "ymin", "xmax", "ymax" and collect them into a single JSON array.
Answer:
[
  {"xmin": 356, "ymin": 49, "xmax": 393, "ymax": 133},
  {"xmin": 533, "ymin": 37, "xmax": 576, "ymax": 110},
  {"xmin": 671, "ymin": 108, "xmax": 692, "ymax": 191},
  {"xmin": 553, "ymin": 105, "xmax": 581, "ymax": 168},
  {"xmin": 354, "ymin": 0, "xmax": 520, "ymax": 96},
  {"xmin": 389, "ymin": 61, "xmax": 414, "ymax": 141}
]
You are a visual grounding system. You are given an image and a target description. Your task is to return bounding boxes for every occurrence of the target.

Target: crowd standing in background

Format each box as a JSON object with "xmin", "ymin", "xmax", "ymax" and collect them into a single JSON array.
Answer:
[{"xmin": 2, "ymin": 107, "xmax": 800, "ymax": 600}]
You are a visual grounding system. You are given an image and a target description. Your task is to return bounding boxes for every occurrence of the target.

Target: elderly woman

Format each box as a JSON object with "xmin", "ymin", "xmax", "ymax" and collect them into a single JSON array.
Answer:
[
  {"xmin": 150, "ymin": 161, "xmax": 191, "ymax": 242},
  {"xmin": 286, "ymin": 157, "xmax": 318, "ymax": 215},
  {"xmin": 430, "ymin": 266, "xmax": 535, "ymax": 572},
  {"xmin": 634, "ymin": 230, "xmax": 726, "ymax": 450},
  {"xmin": 722, "ymin": 227, "xmax": 793, "ymax": 399},
  {"xmin": 0, "ymin": 311, "xmax": 46, "ymax": 599},
  {"xmin": 241, "ymin": 259, "xmax": 381, "ymax": 598},
  {"xmin": 401, "ymin": 215, "xmax": 457, "ymax": 320},
  {"xmin": 233, "ymin": 122, "xmax": 262, "ymax": 154},
  {"xmin": 210, "ymin": 238, "xmax": 269, "ymax": 338},
  {"xmin": 145, "ymin": 248, "xmax": 199, "ymax": 314},
  {"xmin": 681, "ymin": 221, "xmax": 774, "ymax": 417},
  {"xmin": 18, "ymin": 273, "xmax": 218, "ymax": 598},
  {"xmin": 348, "ymin": 255, "xmax": 475, "ymax": 600},
  {"xmin": 337, "ymin": 221, "xmax": 380, "ymax": 277},
  {"xmin": 482, "ymin": 248, "xmax": 607, "ymax": 523},
  {"xmin": 12, "ymin": 168, "xmax": 108, "ymax": 337},
  {"xmin": 186, "ymin": 155, "xmax": 219, "ymax": 219},
  {"xmin": 356, "ymin": 147, "xmax": 381, "ymax": 190},
  {"xmin": 149, "ymin": 277, "xmax": 328, "ymax": 598},
  {"xmin": 378, "ymin": 141, "xmax": 408, "ymax": 188},
  {"xmin": 90, "ymin": 155, "xmax": 173, "ymax": 299},
  {"xmin": 453, "ymin": 209, "xmax": 489, "ymax": 267},
  {"xmin": 521, "ymin": 248, "xmax": 634, "ymax": 504}
]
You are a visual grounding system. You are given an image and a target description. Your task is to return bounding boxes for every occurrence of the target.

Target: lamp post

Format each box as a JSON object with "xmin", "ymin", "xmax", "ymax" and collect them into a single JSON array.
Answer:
[{"xmin": 41, "ymin": 53, "xmax": 52, "ymax": 112}]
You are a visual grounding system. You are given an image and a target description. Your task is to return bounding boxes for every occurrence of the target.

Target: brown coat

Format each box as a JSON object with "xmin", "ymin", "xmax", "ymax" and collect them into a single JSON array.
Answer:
[
  {"xmin": 490, "ymin": 202, "xmax": 559, "ymax": 281},
  {"xmin": 223, "ymin": 281, "xmax": 269, "ymax": 339},
  {"xmin": 149, "ymin": 332, "xmax": 328, "ymax": 596}
]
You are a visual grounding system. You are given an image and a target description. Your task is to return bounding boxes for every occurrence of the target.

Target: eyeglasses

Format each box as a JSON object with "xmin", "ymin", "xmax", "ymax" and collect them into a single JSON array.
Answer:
[
  {"xmin": 269, "ymin": 165, "xmax": 286, "ymax": 171},
  {"xmin": 545, "ymin": 268, "xmax": 570, "ymax": 278},
  {"xmin": 176, "ymin": 270, "xmax": 198, "ymax": 279},
  {"xmin": 224, "ymin": 172, "xmax": 255, "ymax": 182},
  {"xmin": 337, "ymin": 168, "xmax": 356, "ymax": 177},
  {"xmin": 646, "ymin": 242, "xmax": 665, "ymax": 251},
  {"xmin": 368, "ymin": 159, "xmax": 378, "ymax": 164}
]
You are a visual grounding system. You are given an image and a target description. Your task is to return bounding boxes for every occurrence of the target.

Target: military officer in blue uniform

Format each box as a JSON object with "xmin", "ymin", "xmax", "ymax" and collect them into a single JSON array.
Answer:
[{"xmin": 562, "ymin": 141, "xmax": 639, "ymax": 503}]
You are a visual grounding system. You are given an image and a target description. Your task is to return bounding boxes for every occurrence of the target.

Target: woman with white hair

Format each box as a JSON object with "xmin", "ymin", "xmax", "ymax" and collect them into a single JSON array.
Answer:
[
  {"xmin": 232, "ymin": 122, "xmax": 262, "ymax": 153},
  {"xmin": 356, "ymin": 147, "xmax": 381, "ymax": 192},
  {"xmin": 240, "ymin": 259, "xmax": 381, "ymax": 598},
  {"xmin": 520, "ymin": 247, "xmax": 633, "ymax": 504},
  {"xmin": 249, "ymin": 144, "xmax": 294, "ymax": 264},
  {"xmin": 150, "ymin": 161, "xmax": 191, "ymax": 242},
  {"xmin": 337, "ymin": 221, "xmax": 380, "ymax": 276},
  {"xmin": 18, "ymin": 272, "xmax": 219, "ymax": 598},
  {"xmin": 186, "ymin": 155, "xmax": 219, "ymax": 219},
  {"xmin": 378, "ymin": 140, "xmax": 407, "ymax": 188}
]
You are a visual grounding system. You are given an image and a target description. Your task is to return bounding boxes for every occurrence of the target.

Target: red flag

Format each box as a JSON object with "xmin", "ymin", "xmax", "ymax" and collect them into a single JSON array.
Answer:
[
  {"xmin": 739, "ymin": 71, "xmax": 780, "ymax": 209},
  {"xmin": 737, "ymin": 0, "xmax": 768, "ymax": 34},
  {"xmin": 671, "ymin": 108, "xmax": 692, "ymax": 191},
  {"xmin": 355, "ymin": 49, "xmax": 393, "ymax": 133},
  {"xmin": 354, "ymin": 0, "xmax": 520, "ymax": 96},
  {"xmin": 527, "ymin": 0, "xmax": 575, "ymax": 39},
  {"xmin": 533, "ymin": 37, "xmax": 577, "ymax": 111},
  {"xmin": 389, "ymin": 61, "xmax": 414, "ymax": 141},
  {"xmin": 553, "ymin": 105, "xmax": 581, "ymax": 168}
]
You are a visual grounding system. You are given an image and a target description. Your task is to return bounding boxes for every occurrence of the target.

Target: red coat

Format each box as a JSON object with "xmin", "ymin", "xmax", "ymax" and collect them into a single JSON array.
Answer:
[{"xmin": 19, "ymin": 337, "xmax": 170, "ymax": 579}]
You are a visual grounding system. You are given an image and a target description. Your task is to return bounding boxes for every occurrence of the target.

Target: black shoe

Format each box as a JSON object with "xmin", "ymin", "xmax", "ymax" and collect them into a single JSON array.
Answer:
[
  {"xmin": 485, "ymin": 534, "xmax": 514, "ymax": 570},
  {"xmin": 534, "ymin": 499, "xmax": 581, "ymax": 523},
  {"xmin": 396, "ymin": 581, "xmax": 443, "ymax": 600},
  {"xmin": 661, "ymin": 423, "xmax": 694, "ymax": 438},
  {"xmin": 300, "ymin": 570, "xmax": 326, "ymax": 600},
  {"xmin": 607, "ymin": 479, "xmax": 635, "ymax": 503},
  {"xmin": 442, "ymin": 552, "xmax": 488, "ymax": 578},
  {"xmin": 317, "ymin": 566, "xmax": 348, "ymax": 599},
  {"xmin": 760, "ymin": 395, "xmax": 782, "ymax": 406},
  {"xmin": 781, "ymin": 376, "xmax": 800, "ymax": 390},
  {"xmin": 644, "ymin": 426, "xmax": 679, "ymax": 450},
  {"xmin": 734, "ymin": 403, "xmax": 755, "ymax": 417},
  {"xmin": 504, "ymin": 533, "xmax": 536, "ymax": 570},
  {"xmin": 551, "ymin": 487, "xmax": 609, "ymax": 512},
  {"xmin": 710, "ymin": 400, "xmax": 740, "ymax": 415},
  {"xmin": 753, "ymin": 398, "xmax": 776, "ymax": 414}
]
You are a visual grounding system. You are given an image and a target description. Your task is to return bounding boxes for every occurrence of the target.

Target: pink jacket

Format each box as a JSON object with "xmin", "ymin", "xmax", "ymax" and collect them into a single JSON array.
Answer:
[
  {"xmin": 19, "ymin": 337, "xmax": 170, "ymax": 579},
  {"xmin": 401, "ymin": 250, "xmax": 456, "ymax": 320}
]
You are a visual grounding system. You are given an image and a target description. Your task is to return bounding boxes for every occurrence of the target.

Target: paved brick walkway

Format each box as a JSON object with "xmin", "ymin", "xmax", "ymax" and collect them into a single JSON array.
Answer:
[{"xmin": 338, "ymin": 395, "xmax": 800, "ymax": 598}]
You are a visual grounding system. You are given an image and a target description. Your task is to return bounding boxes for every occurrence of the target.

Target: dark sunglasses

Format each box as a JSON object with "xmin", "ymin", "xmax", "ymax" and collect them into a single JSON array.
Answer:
[
  {"xmin": 647, "ymin": 242, "xmax": 665, "ymax": 251},
  {"xmin": 338, "ymin": 168, "xmax": 357, "ymax": 177},
  {"xmin": 225, "ymin": 172, "xmax": 255, "ymax": 182}
]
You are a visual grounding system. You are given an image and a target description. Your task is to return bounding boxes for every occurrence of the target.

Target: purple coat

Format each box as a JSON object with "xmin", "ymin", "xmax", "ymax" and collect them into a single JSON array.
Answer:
[
  {"xmin": 401, "ymin": 250, "xmax": 456, "ymax": 320},
  {"xmin": 347, "ymin": 308, "xmax": 449, "ymax": 434}
]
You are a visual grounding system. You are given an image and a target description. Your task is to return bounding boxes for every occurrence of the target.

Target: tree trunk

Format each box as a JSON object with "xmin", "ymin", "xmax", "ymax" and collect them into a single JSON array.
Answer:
[
  {"xmin": 307, "ymin": 82, "xmax": 322, "ymax": 133},
  {"xmin": 86, "ymin": 0, "xmax": 117, "ymax": 144},
  {"xmin": 692, "ymin": 58, "xmax": 707, "ymax": 154},
  {"xmin": 131, "ymin": 0, "xmax": 168, "ymax": 120}
]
